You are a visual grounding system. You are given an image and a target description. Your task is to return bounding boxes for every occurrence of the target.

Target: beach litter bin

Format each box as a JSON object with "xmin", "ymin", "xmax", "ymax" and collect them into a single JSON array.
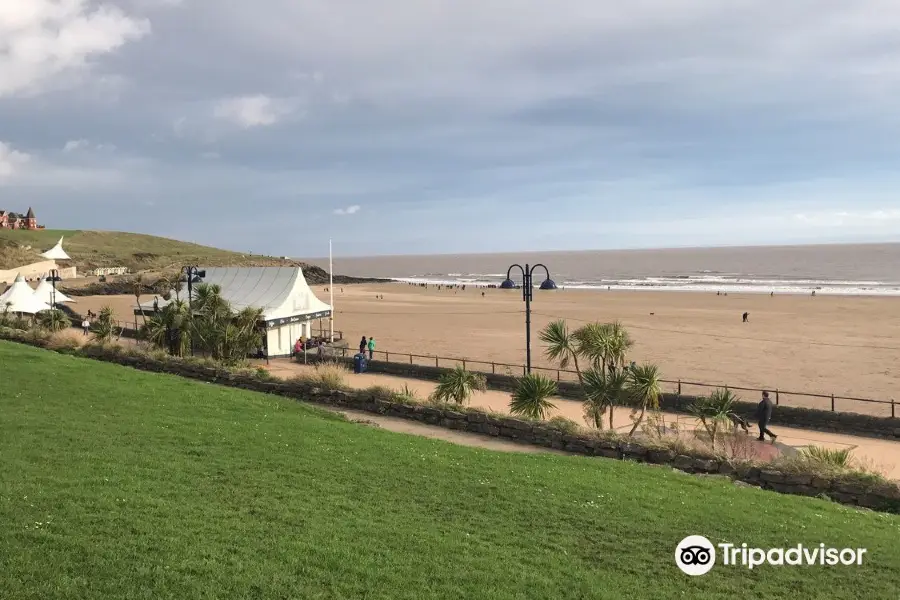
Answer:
[{"xmin": 354, "ymin": 353, "xmax": 368, "ymax": 374}]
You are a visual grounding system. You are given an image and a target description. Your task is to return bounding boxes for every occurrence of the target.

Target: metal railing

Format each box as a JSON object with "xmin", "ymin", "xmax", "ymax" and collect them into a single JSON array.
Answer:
[{"xmin": 324, "ymin": 347, "xmax": 897, "ymax": 418}]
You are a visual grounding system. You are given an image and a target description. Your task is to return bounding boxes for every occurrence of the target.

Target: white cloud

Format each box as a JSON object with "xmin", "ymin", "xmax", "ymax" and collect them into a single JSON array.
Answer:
[
  {"xmin": 63, "ymin": 139, "xmax": 116, "ymax": 153},
  {"xmin": 213, "ymin": 95, "xmax": 294, "ymax": 128},
  {"xmin": 0, "ymin": 141, "xmax": 31, "ymax": 179},
  {"xmin": 0, "ymin": 0, "xmax": 151, "ymax": 98},
  {"xmin": 63, "ymin": 139, "xmax": 90, "ymax": 152},
  {"xmin": 333, "ymin": 205, "xmax": 361, "ymax": 216}
]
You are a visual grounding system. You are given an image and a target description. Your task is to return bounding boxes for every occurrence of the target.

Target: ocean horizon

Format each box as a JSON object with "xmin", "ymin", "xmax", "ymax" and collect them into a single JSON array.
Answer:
[{"xmin": 302, "ymin": 242, "xmax": 900, "ymax": 296}]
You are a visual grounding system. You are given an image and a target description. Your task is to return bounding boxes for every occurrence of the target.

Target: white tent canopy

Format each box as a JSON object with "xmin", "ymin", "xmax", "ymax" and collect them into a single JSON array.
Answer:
[
  {"xmin": 33, "ymin": 275, "xmax": 75, "ymax": 305},
  {"xmin": 133, "ymin": 267, "xmax": 332, "ymax": 357},
  {"xmin": 40, "ymin": 237, "xmax": 71, "ymax": 260},
  {"xmin": 0, "ymin": 275, "xmax": 51, "ymax": 314},
  {"xmin": 135, "ymin": 267, "xmax": 331, "ymax": 322}
]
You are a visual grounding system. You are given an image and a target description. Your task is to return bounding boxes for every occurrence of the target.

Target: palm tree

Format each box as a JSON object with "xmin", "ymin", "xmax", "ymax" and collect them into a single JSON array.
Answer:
[
  {"xmin": 688, "ymin": 388, "xmax": 737, "ymax": 449},
  {"xmin": 509, "ymin": 372, "xmax": 558, "ymax": 420},
  {"xmin": 539, "ymin": 319, "xmax": 583, "ymax": 383},
  {"xmin": 132, "ymin": 275, "xmax": 148, "ymax": 328},
  {"xmin": 91, "ymin": 306, "xmax": 116, "ymax": 344},
  {"xmin": 142, "ymin": 299, "xmax": 191, "ymax": 356},
  {"xmin": 582, "ymin": 367, "xmax": 629, "ymax": 430},
  {"xmin": 36, "ymin": 309, "xmax": 70, "ymax": 332},
  {"xmin": 430, "ymin": 366, "xmax": 487, "ymax": 405},
  {"xmin": 626, "ymin": 363, "xmax": 662, "ymax": 436}
]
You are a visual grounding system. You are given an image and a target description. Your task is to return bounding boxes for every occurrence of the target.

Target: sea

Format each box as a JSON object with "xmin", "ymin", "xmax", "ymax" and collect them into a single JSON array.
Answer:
[{"xmin": 308, "ymin": 243, "xmax": 900, "ymax": 296}]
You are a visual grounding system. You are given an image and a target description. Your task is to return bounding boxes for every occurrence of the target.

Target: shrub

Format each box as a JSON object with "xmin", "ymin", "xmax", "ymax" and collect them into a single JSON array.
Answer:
[
  {"xmin": 429, "ymin": 366, "xmax": 486, "ymax": 405},
  {"xmin": 35, "ymin": 309, "xmax": 72, "ymax": 332},
  {"xmin": 313, "ymin": 361, "xmax": 348, "ymax": 389},
  {"xmin": 546, "ymin": 415, "xmax": 581, "ymax": 435},
  {"xmin": 800, "ymin": 446, "xmax": 853, "ymax": 467},
  {"xmin": 509, "ymin": 372, "xmax": 558, "ymax": 420},
  {"xmin": 45, "ymin": 334, "xmax": 81, "ymax": 352}
]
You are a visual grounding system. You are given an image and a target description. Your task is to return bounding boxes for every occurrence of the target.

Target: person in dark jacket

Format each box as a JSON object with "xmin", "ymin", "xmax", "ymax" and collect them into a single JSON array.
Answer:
[
  {"xmin": 756, "ymin": 391, "xmax": 777, "ymax": 442},
  {"xmin": 359, "ymin": 336, "xmax": 367, "ymax": 355}
]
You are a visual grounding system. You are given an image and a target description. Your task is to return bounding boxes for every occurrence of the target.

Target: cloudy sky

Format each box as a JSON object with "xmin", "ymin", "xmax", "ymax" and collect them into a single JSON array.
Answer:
[{"xmin": 3, "ymin": 1, "xmax": 900, "ymax": 257}]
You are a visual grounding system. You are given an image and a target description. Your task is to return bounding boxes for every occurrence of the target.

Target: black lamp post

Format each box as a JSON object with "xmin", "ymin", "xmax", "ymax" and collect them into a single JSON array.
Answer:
[
  {"xmin": 181, "ymin": 266, "xmax": 206, "ymax": 355},
  {"xmin": 47, "ymin": 269, "xmax": 62, "ymax": 310},
  {"xmin": 500, "ymin": 263, "xmax": 557, "ymax": 373},
  {"xmin": 47, "ymin": 269, "xmax": 62, "ymax": 330}
]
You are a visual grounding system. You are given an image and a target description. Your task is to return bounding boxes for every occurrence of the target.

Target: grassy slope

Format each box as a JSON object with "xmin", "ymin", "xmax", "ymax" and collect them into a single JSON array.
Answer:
[
  {"xmin": 1, "ymin": 341, "xmax": 898, "ymax": 600},
  {"xmin": 0, "ymin": 229, "xmax": 308, "ymax": 273}
]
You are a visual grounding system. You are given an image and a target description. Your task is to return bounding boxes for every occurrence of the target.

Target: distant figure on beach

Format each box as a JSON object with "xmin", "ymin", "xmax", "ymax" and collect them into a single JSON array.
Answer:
[
  {"xmin": 481, "ymin": 291, "xmax": 485, "ymax": 297},
  {"xmin": 770, "ymin": 292, "xmax": 774, "ymax": 297},
  {"xmin": 367, "ymin": 336, "xmax": 376, "ymax": 360},
  {"xmin": 359, "ymin": 336, "xmax": 367, "ymax": 355},
  {"xmin": 742, "ymin": 312, "xmax": 749, "ymax": 323},
  {"xmin": 82, "ymin": 318, "xmax": 90, "ymax": 336},
  {"xmin": 756, "ymin": 391, "xmax": 777, "ymax": 443},
  {"xmin": 812, "ymin": 290, "xmax": 816, "ymax": 297}
]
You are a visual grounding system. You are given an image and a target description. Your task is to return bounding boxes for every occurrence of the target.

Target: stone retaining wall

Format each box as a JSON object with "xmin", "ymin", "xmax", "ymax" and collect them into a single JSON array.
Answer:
[
  {"xmin": 325, "ymin": 357, "xmax": 900, "ymax": 441},
  {"xmin": 2, "ymin": 330, "xmax": 899, "ymax": 515}
]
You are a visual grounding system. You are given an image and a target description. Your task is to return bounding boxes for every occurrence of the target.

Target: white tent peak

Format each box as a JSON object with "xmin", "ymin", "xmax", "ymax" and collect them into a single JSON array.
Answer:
[
  {"xmin": 0, "ymin": 274, "xmax": 51, "ymax": 314},
  {"xmin": 41, "ymin": 237, "xmax": 71, "ymax": 260},
  {"xmin": 34, "ymin": 277, "xmax": 75, "ymax": 305}
]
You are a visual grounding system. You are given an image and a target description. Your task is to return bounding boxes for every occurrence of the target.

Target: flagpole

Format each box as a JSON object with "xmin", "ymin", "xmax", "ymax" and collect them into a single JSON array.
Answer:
[{"xmin": 329, "ymin": 238, "xmax": 334, "ymax": 342}]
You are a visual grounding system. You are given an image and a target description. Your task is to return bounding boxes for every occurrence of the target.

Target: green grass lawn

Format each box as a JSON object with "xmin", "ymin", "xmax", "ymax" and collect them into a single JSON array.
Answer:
[
  {"xmin": 0, "ymin": 229, "xmax": 293, "ymax": 272},
  {"xmin": 1, "ymin": 341, "xmax": 899, "ymax": 600}
]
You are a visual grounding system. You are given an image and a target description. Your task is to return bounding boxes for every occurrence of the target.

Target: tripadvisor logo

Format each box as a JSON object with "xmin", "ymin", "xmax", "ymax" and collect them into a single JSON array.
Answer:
[{"xmin": 675, "ymin": 535, "xmax": 867, "ymax": 575}]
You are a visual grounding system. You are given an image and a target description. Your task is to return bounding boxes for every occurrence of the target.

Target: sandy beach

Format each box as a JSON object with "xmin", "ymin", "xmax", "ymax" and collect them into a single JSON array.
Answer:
[{"xmin": 76, "ymin": 283, "xmax": 899, "ymax": 415}]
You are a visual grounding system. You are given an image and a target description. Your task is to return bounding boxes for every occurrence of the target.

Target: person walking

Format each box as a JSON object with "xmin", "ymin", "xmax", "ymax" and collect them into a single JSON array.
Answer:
[
  {"xmin": 81, "ymin": 318, "xmax": 90, "ymax": 336},
  {"xmin": 359, "ymin": 336, "xmax": 367, "ymax": 356},
  {"xmin": 756, "ymin": 391, "xmax": 777, "ymax": 442},
  {"xmin": 367, "ymin": 336, "xmax": 376, "ymax": 360}
]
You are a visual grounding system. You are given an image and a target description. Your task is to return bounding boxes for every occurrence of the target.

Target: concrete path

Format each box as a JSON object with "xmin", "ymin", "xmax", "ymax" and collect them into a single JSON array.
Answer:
[{"xmin": 264, "ymin": 359, "xmax": 900, "ymax": 480}]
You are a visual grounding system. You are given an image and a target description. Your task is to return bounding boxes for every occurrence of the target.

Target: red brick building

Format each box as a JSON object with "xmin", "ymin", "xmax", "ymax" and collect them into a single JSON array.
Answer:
[{"xmin": 0, "ymin": 207, "xmax": 38, "ymax": 230}]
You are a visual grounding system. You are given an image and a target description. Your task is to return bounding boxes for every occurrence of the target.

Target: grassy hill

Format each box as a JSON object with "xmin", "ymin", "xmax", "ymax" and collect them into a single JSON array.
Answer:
[
  {"xmin": 0, "ymin": 229, "xmax": 375, "ymax": 284},
  {"xmin": 2, "ymin": 340, "xmax": 898, "ymax": 599}
]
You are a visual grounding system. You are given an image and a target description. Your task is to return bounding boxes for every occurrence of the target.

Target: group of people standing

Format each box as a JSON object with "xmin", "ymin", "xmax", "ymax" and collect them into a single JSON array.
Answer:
[{"xmin": 359, "ymin": 336, "xmax": 375, "ymax": 359}]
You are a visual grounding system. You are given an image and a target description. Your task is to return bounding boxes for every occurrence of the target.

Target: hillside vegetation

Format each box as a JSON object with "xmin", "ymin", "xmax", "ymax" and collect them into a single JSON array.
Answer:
[
  {"xmin": 0, "ymin": 229, "xmax": 376, "ymax": 284},
  {"xmin": 1, "ymin": 340, "xmax": 899, "ymax": 599}
]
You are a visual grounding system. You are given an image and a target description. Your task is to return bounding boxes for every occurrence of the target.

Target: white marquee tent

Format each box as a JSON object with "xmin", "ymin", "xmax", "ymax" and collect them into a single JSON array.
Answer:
[
  {"xmin": 33, "ymin": 274, "xmax": 75, "ymax": 305},
  {"xmin": 0, "ymin": 275, "xmax": 51, "ymax": 314},
  {"xmin": 135, "ymin": 267, "xmax": 332, "ymax": 357},
  {"xmin": 40, "ymin": 237, "xmax": 71, "ymax": 261}
]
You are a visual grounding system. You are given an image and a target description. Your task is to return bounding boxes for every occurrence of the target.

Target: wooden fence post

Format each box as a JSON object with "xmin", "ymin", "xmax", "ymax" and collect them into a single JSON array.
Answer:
[
  {"xmin": 409, "ymin": 354, "xmax": 413, "ymax": 364},
  {"xmin": 557, "ymin": 370, "xmax": 561, "ymax": 382},
  {"xmin": 435, "ymin": 356, "xmax": 439, "ymax": 368},
  {"xmin": 831, "ymin": 394, "xmax": 835, "ymax": 412},
  {"xmin": 892, "ymin": 398, "xmax": 896, "ymax": 419},
  {"xmin": 462, "ymin": 360, "xmax": 466, "ymax": 370},
  {"xmin": 491, "ymin": 362, "xmax": 495, "ymax": 374},
  {"xmin": 775, "ymin": 389, "xmax": 780, "ymax": 405},
  {"xmin": 386, "ymin": 352, "xmax": 390, "ymax": 363},
  {"xmin": 677, "ymin": 380, "xmax": 682, "ymax": 396}
]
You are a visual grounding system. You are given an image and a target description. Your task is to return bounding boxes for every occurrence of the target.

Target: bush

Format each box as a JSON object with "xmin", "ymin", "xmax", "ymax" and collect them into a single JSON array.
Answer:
[
  {"xmin": 45, "ymin": 334, "xmax": 81, "ymax": 352},
  {"xmin": 35, "ymin": 309, "xmax": 72, "ymax": 332},
  {"xmin": 429, "ymin": 366, "xmax": 487, "ymax": 405},
  {"xmin": 800, "ymin": 446, "xmax": 853, "ymax": 467},
  {"xmin": 312, "ymin": 361, "xmax": 348, "ymax": 389},
  {"xmin": 546, "ymin": 415, "xmax": 581, "ymax": 435},
  {"xmin": 509, "ymin": 372, "xmax": 558, "ymax": 420}
]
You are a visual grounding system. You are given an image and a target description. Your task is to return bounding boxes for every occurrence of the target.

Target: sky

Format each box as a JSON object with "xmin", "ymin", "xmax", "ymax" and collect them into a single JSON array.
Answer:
[{"xmin": 3, "ymin": 1, "xmax": 900, "ymax": 257}]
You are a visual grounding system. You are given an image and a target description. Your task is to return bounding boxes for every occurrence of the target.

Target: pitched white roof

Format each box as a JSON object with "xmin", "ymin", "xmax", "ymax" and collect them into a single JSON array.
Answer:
[
  {"xmin": 40, "ymin": 237, "xmax": 70, "ymax": 260},
  {"xmin": 135, "ymin": 267, "xmax": 331, "ymax": 323},
  {"xmin": 33, "ymin": 276, "xmax": 75, "ymax": 304},
  {"xmin": 0, "ymin": 275, "xmax": 51, "ymax": 314}
]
